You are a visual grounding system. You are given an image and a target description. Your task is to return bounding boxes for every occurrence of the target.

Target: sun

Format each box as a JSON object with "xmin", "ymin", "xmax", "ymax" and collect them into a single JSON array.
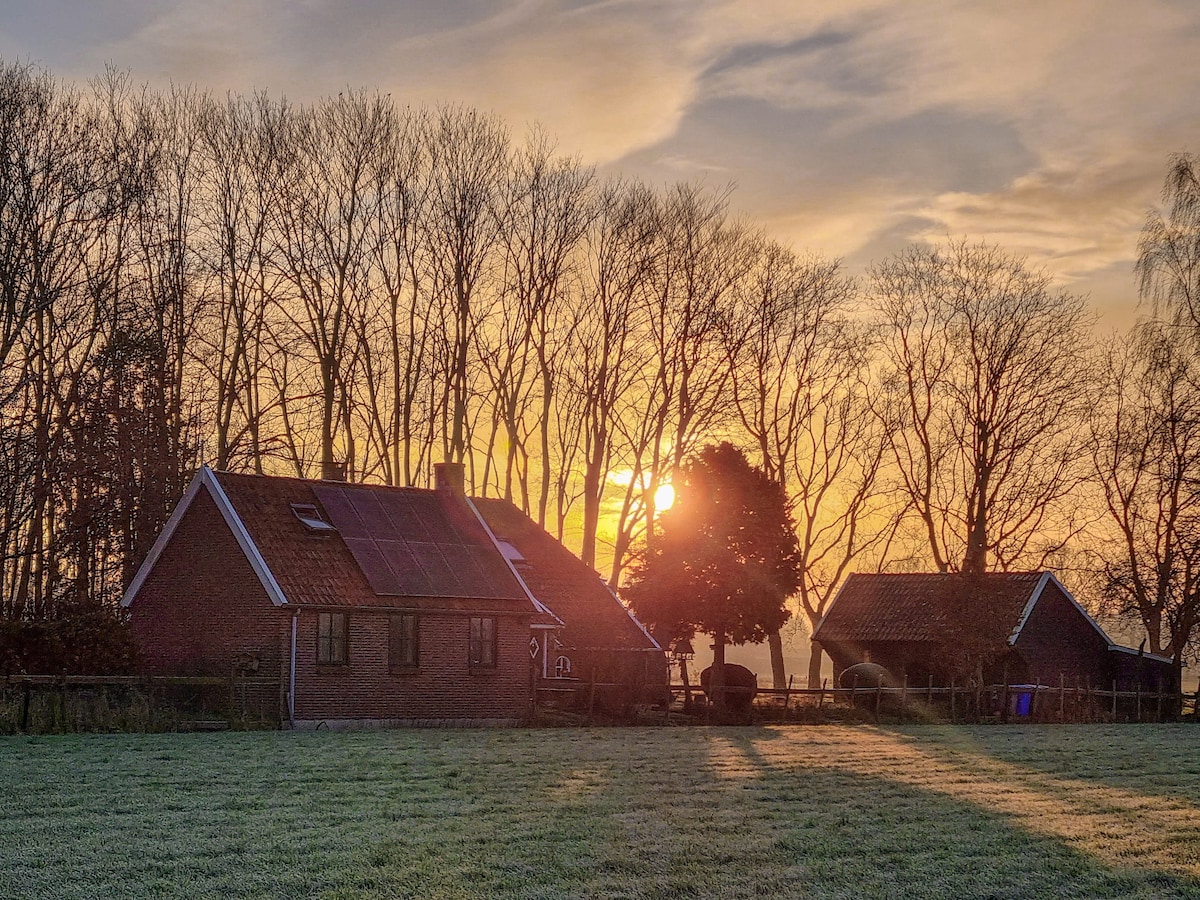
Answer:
[
  {"xmin": 654, "ymin": 483, "xmax": 675, "ymax": 511},
  {"xmin": 607, "ymin": 469, "xmax": 675, "ymax": 510}
]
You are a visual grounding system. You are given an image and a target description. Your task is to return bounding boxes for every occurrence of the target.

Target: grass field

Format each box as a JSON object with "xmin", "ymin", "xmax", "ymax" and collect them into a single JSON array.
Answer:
[{"xmin": 2, "ymin": 724, "xmax": 1199, "ymax": 899}]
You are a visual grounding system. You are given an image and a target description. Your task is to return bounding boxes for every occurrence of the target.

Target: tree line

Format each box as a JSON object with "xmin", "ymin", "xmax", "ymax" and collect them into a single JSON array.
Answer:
[{"xmin": 0, "ymin": 59, "xmax": 1196, "ymax": 684}]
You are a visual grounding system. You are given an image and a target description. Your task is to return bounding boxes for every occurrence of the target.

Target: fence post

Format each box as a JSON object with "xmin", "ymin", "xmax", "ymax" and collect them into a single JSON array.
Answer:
[
  {"xmin": 900, "ymin": 675, "xmax": 907, "ymax": 724},
  {"xmin": 818, "ymin": 678, "xmax": 827, "ymax": 712},
  {"xmin": 1059, "ymin": 673, "xmax": 1065, "ymax": 722},
  {"xmin": 949, "ymin": 675, "xmax": 956, "ymax": 722},
  {"xmin": 1111, "ymin": 679, "xmax": 1118, "ymax": 720},
  {"xmin": 1136, "ymin": 682, "xmax": 1142, "ymax": 723}
]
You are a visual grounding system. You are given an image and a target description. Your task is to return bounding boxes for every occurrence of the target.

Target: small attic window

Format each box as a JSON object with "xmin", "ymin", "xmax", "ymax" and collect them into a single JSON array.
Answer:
[
  {"xmin": 495, "ymin": 538, "xmax": 526, "ymax": 565},
  {"xmin": 291, "ymin": 503, "xmax": 337, "ymax": 534}
]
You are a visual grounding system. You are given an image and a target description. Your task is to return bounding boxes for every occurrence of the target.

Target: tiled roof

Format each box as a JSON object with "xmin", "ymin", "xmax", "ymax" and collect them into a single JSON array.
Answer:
[
  {"xmin": 472, "ymin": 498, "xmax": 660, "ymax": 652},
  {"xmin": 812, "ymin": 571, "xmax": 1045, "ymax": 644},
  {"xmin": 213, "ymin": 472, "xmax": 527, "ymax": 607}
]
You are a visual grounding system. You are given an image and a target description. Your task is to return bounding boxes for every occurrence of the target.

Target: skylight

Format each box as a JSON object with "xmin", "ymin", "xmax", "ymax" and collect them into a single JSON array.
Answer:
[
  {"xmin": 291, "ymin": 503, "xmax": 337, "ymax": 534},
  {"xmin": 496, "ymin": 538, "xmax": 526, "ymax": 564}
]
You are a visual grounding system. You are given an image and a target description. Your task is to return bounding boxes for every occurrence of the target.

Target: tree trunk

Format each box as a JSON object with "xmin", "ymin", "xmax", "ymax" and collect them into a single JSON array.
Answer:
[
  {"xmin": 768, "ymin": 629, "xmax": 786, "ymax": 690},
  {"xmin": 711, "ymin": 634, "xmax": 727, "ymax": 723},
  {"xmin": 808, "ymin": 640, "xmax": 824, "ymax": 690}
]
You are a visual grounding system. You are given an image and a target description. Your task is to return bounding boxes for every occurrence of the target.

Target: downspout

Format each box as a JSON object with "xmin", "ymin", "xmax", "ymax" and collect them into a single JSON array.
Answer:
[
  {"xmin": 288, "ymin": 611, "xmax": 298, "ymax": 728},
  {"xmin": 542, "ymin": 631, "xmax": 549, "ymax": 679}
]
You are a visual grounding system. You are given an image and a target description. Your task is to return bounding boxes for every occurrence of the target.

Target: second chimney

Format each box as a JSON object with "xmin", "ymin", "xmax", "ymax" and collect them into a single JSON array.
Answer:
[{"xmin": 434, "ymin": 461, "xmax": 466, "ymax": 496}]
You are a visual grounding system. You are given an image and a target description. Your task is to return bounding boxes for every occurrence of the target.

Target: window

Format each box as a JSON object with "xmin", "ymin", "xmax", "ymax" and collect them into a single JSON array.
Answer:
[
  {"xmin": 555, "ymin": 655, "xmax": 572, "ymax": 678},
  {"xmin": 469, "ymin": 616, "xmax": 497, "ymax": 668},
  {"xmin": 390, "ymin": 613, "xmax": 419, "ymax": 671},
  {"xmin": 317, "ymin": 612, "xmax": 348, "ymax": 665},
  {"xmin": 291, "ymin": 503, "xmax": 336, "ymax": 534}
]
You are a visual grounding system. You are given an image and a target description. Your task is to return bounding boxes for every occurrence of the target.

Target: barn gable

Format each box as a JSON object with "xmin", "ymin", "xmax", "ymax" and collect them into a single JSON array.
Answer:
[{"xmin": 812, "ymin": 571, "xmax": 1172, "ymax": 688}]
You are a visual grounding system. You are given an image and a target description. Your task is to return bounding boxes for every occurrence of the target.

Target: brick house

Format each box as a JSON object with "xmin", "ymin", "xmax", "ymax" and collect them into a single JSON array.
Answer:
[
  {"xmin": 812, "ymin": 571, "xmax": 1176, "ymax": 692},
  {"xmin": 122, "ymin": 463, "xmax": 563, "ymax": 727}
]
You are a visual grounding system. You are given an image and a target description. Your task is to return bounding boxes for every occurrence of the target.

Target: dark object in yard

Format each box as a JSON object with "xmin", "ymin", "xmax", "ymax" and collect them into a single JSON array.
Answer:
[
  {"xmin": 699, "ymin": 664, "xmax": 758, "ymax": 716},
  {"xmin": 838, "ymin": 662, "xmax": 894, "ymax": 690}
]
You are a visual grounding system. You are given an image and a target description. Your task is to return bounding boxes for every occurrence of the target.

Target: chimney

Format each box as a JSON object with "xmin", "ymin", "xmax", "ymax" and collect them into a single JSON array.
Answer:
[
  {"xmin": 321, "ymin": 460, "xmax": 348, "ymax": 482},
  {"xmin": 434, "ymin": 461, "xmax": 466, "ymax": 496}
]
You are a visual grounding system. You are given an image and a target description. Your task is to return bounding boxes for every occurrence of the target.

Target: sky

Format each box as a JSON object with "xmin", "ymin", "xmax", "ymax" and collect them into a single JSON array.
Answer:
[{"xmin": 2, "ymin": 0, "xmax": 1199, "ymax": 329}]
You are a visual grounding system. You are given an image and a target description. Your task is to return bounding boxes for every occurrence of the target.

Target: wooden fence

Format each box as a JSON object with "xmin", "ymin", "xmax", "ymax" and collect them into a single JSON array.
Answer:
[
  {"xmin": 669, "ymin": 678, "xmax": 1189, "ymax": 724},
  {"xmin": 0, "ymin": 674, "xmax": 281, "ymax": 733}
]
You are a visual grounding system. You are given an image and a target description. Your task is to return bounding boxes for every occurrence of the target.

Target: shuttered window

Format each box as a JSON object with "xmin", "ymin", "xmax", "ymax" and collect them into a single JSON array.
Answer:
[
  {"xmin": 317, "ymin": 612, "xmax": 348, "ymax": 665},
  {"xmin": 469, "ymin": 616, "xmax": 496, "ymax": 668},
  {"xmin": 390, "ymin": 613, "xmax": 419, "ymax": 671}
]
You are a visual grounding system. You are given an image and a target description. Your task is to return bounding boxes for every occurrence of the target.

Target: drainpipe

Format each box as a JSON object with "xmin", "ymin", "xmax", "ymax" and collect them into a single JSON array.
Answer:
[{"xmin": 288, "ymin": 611, "xmax": 298, "ymax": 728}]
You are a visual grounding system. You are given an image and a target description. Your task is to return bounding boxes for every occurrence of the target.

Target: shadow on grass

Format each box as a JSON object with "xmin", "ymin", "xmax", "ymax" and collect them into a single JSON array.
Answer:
[
  {"xmin": 2, "ymin": 728, "xmax": 1199, "ymax": 899},
  {"xmin": 883, "ymin": 722, "xmax": 1200, "ymax": 805}
]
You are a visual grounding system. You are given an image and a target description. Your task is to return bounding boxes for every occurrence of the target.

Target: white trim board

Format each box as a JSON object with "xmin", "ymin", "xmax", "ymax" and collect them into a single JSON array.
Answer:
[{"xmin": 120, "ymin": 466, "xmax": 289, "ymax": 608}]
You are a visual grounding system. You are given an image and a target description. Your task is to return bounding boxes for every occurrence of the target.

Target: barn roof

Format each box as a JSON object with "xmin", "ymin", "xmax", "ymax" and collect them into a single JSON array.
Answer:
[
  {"xmin": 122, "ymin": 467, "xmax": 545, "ymax": 610},
  {"xmin": 471, "ymin": 497, "xmax": 661, "ymax": 652},
  {"xmin": 812, "ymin": 571, "xmax": 1050, "ymax": 645}
]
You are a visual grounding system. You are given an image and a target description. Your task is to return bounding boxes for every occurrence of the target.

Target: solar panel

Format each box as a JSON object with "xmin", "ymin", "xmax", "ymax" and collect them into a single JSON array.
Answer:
[
  {"xmin": 341, "ymin": 537, "xmax": 402, "ymax": 595},
  {"xmin": 311, "ymin": 482, "xmax": 524, "ymax": 599},
  {"xmin": 376, "ymin": 491, "xmax": 433, "ymax": 542},
  {"xmin": 313, "ymin": 487, "xmax": 368, "ymax": 539},
  {"xmin": 377, "ymin": 539, "xmax": 434, "ymax": 595}
]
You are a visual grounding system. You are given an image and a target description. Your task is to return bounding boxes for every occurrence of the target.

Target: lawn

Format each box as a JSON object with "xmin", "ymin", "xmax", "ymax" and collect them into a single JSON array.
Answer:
[{"xmin": 2, "ymin": 724, "xmax": 1199, "ymax": 899}]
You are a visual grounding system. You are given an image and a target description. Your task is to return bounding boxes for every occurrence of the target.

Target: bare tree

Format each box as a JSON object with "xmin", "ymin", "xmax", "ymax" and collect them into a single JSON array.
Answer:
[
  {"xmin": 871, "ymin": 239, "xmax": 1094, "ymax": 575},
  {"xmin": 727, "ymin": 241, "xmax": 888, "ymax": 687},
  {"xmin": 1092, "ymin": 322, "xmax": 1200, "ymax": 675},
  {"xmin": 572, "ymin": 179, "xmax": 658, "ymax": 568},
  {"xmin": 270, "ymin": 92, "xmax": 392, "ymax": 478},
  {"xmin": 423, "ymin": 106, "xmax": 509, "ymax": 471}
]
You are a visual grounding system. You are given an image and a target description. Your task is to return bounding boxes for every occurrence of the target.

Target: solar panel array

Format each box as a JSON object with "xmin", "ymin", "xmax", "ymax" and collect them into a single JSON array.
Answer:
[{"xmin": 312, "ymin": 483, "xmax": 524, "ymax": 599}]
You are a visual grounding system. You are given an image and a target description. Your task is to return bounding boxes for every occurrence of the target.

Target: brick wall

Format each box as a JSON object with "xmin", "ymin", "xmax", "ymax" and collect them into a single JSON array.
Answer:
[
  {"xmin": 129, "ymin": 489, "xmax": 287, "ymax": 687},
  {"xmin": 292, "ymin": 606, "xmax": 532, "ymax": 723}
]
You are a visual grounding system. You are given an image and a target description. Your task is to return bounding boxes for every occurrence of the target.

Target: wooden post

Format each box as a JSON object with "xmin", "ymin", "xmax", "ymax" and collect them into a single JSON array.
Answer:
[
  {"xmin": 1136, "ymin": 682, "xmax": 1142, "ymax": 723},
  {"xmin": 949, "ymin": 675, "xmax": 956, "ymax": 722},
  {"xmin": 784, "ymin": 674, "xmax": 794, "ymax": 716},
  {"xmin": 1111, "ymin": 679, "xmax": 1118, "ymax": 720},
  {"xmin": 927, "ymin": 674, "xmax": 934, "ymax": 705},
  {"xmin": 818, "ymin": 678, "xmax": 827, "ymax": 711},
  {"xmin": 588, "ymin": 669, "xmax": 597, "ymax": 726},
  {"xmin": 1001, "ymin": 678, "xmax": 1010, "ymax": 724},
  {"xmin": 900, "ymin": 675, "xmax": 907, "ymax": 724},
  {"xmin": 1059, "ymin": 673, "xmax": 1065, "ymax": 722}
]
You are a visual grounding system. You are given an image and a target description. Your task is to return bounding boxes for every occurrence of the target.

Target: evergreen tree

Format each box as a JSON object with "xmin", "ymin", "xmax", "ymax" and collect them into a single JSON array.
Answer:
[{"xmin": 625, "ymin": 442, "xmax": 799, "ymax": 720}]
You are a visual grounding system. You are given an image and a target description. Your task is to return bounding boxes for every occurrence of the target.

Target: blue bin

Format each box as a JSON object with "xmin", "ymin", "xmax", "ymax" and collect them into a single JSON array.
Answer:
[{"xmin": 1009, "ymin": 685, "xmax": 1038, "ymax": 717}]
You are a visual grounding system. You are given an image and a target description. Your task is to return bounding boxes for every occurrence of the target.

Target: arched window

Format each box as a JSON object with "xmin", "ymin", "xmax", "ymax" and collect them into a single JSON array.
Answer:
[{"xmin": 554, "ymin": 655, "xmax": 572, "ymax": 678}]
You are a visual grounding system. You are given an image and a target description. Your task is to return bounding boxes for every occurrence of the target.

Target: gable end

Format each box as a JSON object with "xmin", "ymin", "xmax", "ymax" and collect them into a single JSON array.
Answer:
[{"xmin": 121, "ymin": 466, "xmax": 289, "ymax": 609}]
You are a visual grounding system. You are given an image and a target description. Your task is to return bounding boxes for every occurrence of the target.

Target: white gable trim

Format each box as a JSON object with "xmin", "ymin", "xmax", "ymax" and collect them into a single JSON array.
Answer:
[
  {"xmin": 120, "ymin": 466, "xmax": 289, "ymax": 609},
  {"xmin": 1007, "ymin": 571, "xmax": 1110, "ymax": 647},
  {"xmin": 465, "ymin": 496, "xmax": 564, "ymax": 626}
]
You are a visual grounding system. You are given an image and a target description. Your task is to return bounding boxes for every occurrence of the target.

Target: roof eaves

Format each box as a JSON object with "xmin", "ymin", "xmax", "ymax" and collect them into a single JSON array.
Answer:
[
  {"xmin": 811, "ymin": 572, "xmax": 859, "ymax": 641},
  {"xmin": 465, "ymin": 496, "xmax": 564, "ymax": 627},
  {"xmin": 1109, "ymin": 644, "xmax": 1175, "ymax": 665},
  {"xmin": 121, "ymin": 466, "xmax": 289, "ymax": 609},
  {"xmin": 205, "ymin": 468, "xmax": 289, "ymax": 607},
  {"xmin": 1007, "ymin": 571, "xmax": 1049, "ymax": 646},
  {"xmin": 607, "ymin": 582, "xmax": 663, "ymax": 651}
]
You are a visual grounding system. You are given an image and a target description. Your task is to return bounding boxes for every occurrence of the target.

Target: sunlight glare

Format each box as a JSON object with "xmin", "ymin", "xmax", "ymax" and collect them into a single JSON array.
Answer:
[{"xmin": 654, "ymin": 483, "xmax": 675, "ymax": 510}]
